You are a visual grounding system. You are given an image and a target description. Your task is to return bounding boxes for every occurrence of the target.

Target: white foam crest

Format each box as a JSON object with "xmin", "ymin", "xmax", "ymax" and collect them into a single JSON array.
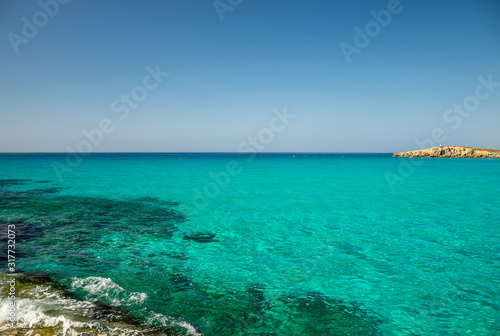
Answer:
[
  {"xmin": 0, "ymin": 297, "xmax": 98, "ymax": 335},
  {"xmin": 0, "ymin": 295, "xmax": 166, "ymax": 336},
  {"xmin": 1, "ymin": 277, "xmax": 201, "ymax": 336},
  {"xmin": 69, "ymin": 276, "xmax": 147, "ymax": 306},
  {"xmin": 146, "ymin": 312, "xmax": 203, "ymax": 336},
  {"xmin": 23, "ymin": 284, "xmax": 96, "ymax": 310}
]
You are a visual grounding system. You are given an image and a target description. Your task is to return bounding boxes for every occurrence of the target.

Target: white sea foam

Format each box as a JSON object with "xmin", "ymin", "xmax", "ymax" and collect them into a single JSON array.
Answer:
[
  {"xmin": 146, "ymin": 312, "xmax": 203, "ymax": 336},
  {"xmin": 69, "ymin": 276, "xmax": 147, "ymax": 306},
  {"xmin": 68, "ymin": 276, "xmax": 203, "ymax": 335},
  {"xmin": 0, "ymin": 294, "xmax": 99, "ymax": 335},
  {"xmin": 0, "ymin": 276, "xmax": 202, "ymax": 336}
]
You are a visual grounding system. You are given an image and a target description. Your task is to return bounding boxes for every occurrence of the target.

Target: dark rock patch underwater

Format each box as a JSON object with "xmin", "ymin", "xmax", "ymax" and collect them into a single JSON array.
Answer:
[
  {"xmin": 0, "ymin": 179, "xmax": 186, "ymax": 275},
  {"xmin": 183, "ymin": 232, "xmax": 218, "ymax": 243}
]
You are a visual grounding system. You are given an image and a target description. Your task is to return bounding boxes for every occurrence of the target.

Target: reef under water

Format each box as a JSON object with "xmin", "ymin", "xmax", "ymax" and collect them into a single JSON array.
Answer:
[{"xmin": 0, "ymin": 179, "xmax": 383, "ymax": 335}]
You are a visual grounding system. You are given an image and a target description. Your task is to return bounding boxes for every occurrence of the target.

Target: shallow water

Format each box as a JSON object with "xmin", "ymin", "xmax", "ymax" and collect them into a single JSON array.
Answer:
[{"xmin": 0, "ymin": 153, "xmax": 499, "ymax": 335}]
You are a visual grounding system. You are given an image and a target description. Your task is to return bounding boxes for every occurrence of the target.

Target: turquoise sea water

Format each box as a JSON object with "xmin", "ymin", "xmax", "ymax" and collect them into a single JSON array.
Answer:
[{"xmin": 0, "ymin": 153, "xmax": 499, "ymax": 335}]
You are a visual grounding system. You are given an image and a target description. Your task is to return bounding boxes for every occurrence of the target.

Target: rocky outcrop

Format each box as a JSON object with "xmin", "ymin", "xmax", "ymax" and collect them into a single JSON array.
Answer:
[{"xmin": 394, "ymin": 146, "xmax": 500, "ymax": 158}]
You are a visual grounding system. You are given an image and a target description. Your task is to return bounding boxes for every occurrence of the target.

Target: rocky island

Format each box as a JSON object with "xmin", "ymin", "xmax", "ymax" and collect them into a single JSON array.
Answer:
[{"xmin": 394, "ymin": 146, "xmax": 500, "ymax": 158}]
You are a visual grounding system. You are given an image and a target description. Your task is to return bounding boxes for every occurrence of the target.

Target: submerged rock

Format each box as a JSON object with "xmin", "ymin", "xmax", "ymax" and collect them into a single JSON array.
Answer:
[
  {"xmin": 164, "ymin": 252, "xmax": 188, "ymax": 260},
  {"xmin": 168, "ymin": 272, "xmax": 194, "ymax": 292},
  {"xmin": 276, "ymin": 291, "xmax": 383, "ymax": 335},
  {"xmin": 0, "ymin": 185, "xmax": 186, "ymax": 277},
  {"xmin": 245, "ymin": 283, "xmax": 269, "ymax": 312},
  {"xmin": 0, "ymin": 187, "xmax": 63, "ymax": 198},
  {"xmin": 182, "ymin": 232, "xmax": 218, "ymax": 243},
  {"xmin": 155, "ymin": 276, "xmax": 383, "ymax": 336},
  {"xmin": 0, "ymin": 179, "xmax": 30, "ymax": 187}
]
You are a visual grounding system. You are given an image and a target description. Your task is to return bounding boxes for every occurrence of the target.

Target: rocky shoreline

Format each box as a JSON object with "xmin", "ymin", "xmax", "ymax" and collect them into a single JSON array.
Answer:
[{"xmin": 394, "ymin": 146, "xmax": 500, "ymax": 159}]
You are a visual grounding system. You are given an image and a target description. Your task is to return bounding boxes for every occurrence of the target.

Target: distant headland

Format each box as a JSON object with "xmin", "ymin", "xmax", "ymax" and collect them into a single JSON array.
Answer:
[{"xmin": 394, "ymin": 146, "xmax": 500, "ymax": 158}]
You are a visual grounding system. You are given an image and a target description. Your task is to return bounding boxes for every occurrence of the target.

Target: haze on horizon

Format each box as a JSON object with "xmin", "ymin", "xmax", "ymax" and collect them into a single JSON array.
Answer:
[{"xmin": 1, "ymin": 0, "xmax": 499, "ymax": 153}]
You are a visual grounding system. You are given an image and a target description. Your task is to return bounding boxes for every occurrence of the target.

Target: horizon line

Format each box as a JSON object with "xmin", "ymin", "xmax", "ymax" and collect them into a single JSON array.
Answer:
[{"xmin": 0, "ymin": 151, "xmax": 394, "ymax": 154}]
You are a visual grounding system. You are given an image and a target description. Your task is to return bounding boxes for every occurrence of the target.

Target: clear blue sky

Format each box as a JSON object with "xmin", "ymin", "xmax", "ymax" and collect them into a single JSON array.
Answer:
[{"xmin": 1, "ymin": 0, "xmax": 499, "ymax": 152}]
